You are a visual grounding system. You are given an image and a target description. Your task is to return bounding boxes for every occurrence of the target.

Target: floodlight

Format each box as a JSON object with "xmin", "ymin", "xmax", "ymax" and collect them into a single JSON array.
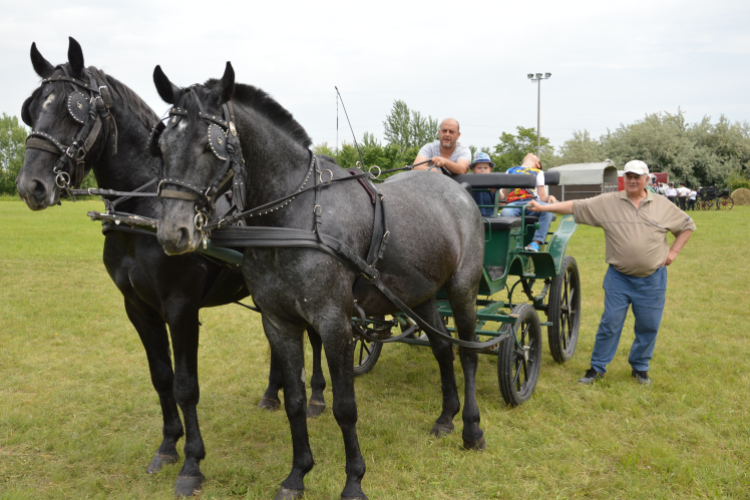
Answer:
[
  {"xmin": 527, "ymin": 74, "xmax": 534, "ymax": 79},
  {"xmin": 535, "ymin": 73, "xmax": 542, "ymax": 78},
  {"xmin": 545, "ymin": 73, "xmax": 551, "ymax": 78}
]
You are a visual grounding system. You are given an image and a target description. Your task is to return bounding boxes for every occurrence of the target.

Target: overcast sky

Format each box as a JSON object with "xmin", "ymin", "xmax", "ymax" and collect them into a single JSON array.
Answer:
[{"xmin": 2, "ymin": 0, "xmax": 749, "ymax": 158}]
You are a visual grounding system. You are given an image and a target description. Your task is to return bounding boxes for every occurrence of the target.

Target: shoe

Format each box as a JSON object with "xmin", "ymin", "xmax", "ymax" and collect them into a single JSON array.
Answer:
[
  {"xmin": 632, "ymin": 369, "xmax": 652, "ymax": 385},
  {"xmin": 524, "ymin": 241, "xmax": 540, "ymax": 252},
  {"xmin": 577, "ymin": 368, "xmax": 603, "ymax": 384}
]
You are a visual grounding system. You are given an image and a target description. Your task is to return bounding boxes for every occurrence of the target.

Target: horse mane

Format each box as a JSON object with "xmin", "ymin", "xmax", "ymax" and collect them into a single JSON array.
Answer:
[
  {"xmin": 88, "ymin": 66, "xmax": 160, "ymax": 130},
  {"xmin": 204, "ymin": 79, "xmax": 312, "ymax": 148}
]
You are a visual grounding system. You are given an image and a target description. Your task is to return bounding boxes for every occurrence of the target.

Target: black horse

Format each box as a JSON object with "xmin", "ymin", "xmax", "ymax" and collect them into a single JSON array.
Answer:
[
  {"xmin": 153, "ymin": 62, "xmax": 487, "ymax": 500},
  {"xmin": 14, "ymin": 39, "xmax": 327, "ymax": 497}
]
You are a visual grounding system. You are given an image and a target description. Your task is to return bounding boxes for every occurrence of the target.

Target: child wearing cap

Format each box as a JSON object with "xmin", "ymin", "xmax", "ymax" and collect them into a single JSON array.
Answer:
[{"xmin": 469, "ymin": 152, "xmax": 496, "ymax": 217}]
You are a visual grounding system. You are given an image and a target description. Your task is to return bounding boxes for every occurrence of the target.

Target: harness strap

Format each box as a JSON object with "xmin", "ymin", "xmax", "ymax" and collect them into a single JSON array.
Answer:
[
  {"xmin": 206, "ymin": 166, "xmax": 372, "ymax": 230},
  {"xmin": 26, "ymin": 137, "xmax": 66, "ymax": 155},
  {"xmin": 209, "ymin": 225, "xmax": 503, "ymax": 350},
  {"xmin": 161, "ymin": 189, "xmax": 201, "ymax": 201}
]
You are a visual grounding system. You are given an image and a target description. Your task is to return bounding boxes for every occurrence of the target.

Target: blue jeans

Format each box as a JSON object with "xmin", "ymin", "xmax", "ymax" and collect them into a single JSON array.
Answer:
[
  {"xmin": 590, "ymin": 265, "xmax": 667, "ymax": 374},
  {"xmin": 500, "ymin": 199, "xmax": 553, "ymax": 244}
]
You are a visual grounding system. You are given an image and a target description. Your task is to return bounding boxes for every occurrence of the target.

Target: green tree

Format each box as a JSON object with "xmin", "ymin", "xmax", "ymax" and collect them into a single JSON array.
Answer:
[
  {"xmin": 383, "ymin": 100, "xmax": 437, "ymax": 151},
  {"xmin": 558, "ymin": 130, "xmax": 604, "ymax": 165},
  {"xmin": 492, "ymin": 126, "xmax": 554, "ymax": 171},
  {"xmin": 313, "ymin": 142, "xmax": 336, "ymax": 157},
  {"xmin": 1, "ymin": 113, "xmax": 28, "ymax": 195}
]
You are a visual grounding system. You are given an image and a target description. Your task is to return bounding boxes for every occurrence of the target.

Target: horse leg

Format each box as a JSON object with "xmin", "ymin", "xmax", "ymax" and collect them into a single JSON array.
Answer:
[
  {"xmin": 261, "ymin": 316, "xmax": 314, "ymax": 500},
  {"xmin": 124, "ymin": 299, "xmax": 183, "ymax": 473},
  {"xmin": 317, "ymin": 314, "xmax": 367, "ymax": 500},
  {"xmin": 259, "ymin": 348, "xmax": 283, "ymax": 411},
  {"xmin": 446, "ymin": 282, "xmax": 485, "ymax": 450},
  {"xmin": 165, "ymin": 307, "xmax": 206, "ymax": 497},
  {"xmin": 307, "ymin": 327, "xmax": 327, "ymax": 418},
  {"xmin": 415, "ymin": 300, "xmax": 461, "ymax": 437}
]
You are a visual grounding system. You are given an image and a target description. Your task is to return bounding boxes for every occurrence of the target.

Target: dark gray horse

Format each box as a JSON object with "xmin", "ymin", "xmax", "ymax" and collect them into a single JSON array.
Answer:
[
  {"xmin": 14, "ymin": 39, "xmax": 327, "ymax": 497},
  {"xmin": 153, "ymin": 62, "xmax": 487, "ymax": 500}
]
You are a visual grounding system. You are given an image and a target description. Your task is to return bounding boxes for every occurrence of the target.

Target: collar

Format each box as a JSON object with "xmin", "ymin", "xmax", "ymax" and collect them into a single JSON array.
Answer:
[{"xmin": 619, "ymin": 189, "xmax": 652, "ymax": 203}]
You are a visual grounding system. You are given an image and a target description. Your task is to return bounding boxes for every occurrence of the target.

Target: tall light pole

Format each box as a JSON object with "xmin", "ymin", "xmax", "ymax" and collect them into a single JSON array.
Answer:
[{"xmin": 527, "ymin": 73, "xmax": 551, "ymax": 159}]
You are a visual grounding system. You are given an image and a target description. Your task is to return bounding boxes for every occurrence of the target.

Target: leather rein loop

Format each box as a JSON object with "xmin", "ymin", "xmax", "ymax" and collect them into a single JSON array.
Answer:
[{"xmin": 24, "ymin": 65, "xmax": 117, "ymax": 198}]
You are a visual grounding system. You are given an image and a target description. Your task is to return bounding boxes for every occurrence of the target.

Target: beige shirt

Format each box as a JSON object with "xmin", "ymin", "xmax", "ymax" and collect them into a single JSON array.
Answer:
[{"xmin": 573, "ymin": 190, "xmax": 697, "ymax": 277}]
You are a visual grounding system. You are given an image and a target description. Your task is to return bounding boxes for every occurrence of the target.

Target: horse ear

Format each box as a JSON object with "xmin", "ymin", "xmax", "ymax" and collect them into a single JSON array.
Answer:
[
  {"xmin": 153, "ymin": 65, "xmax": 180, "ymax": 105},
  {"xmin": 30, "ymin": 42, "xmax": 54, "ymax": 78},
  {"xmin": 213, "ymin": 61, "xmax": 235, "ymax": 104},
  {"xmin": 67, "ymin": 37, "xmax": 85, "ymax": 76}
]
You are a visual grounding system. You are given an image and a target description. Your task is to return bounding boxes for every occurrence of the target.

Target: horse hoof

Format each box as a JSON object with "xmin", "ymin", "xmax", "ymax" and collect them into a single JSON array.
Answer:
[
  {"xmin": 463, "ymin": 435, "xmax": 487, "ymax": 451},
  {"xmin": 342, "ymin": 496, "xmax": 369, "ymax": 500},
  {"xmin": 259, "ymin": 396, "xmax": 281, "ymax": 411},
  {"xmin": 307, "ymin": 400, "xmax": 326, "ymax": 418},
  {"xmin": 429, "ymin": 422, "xmax": 454, "ymax": 437},
  {"xmin": 274, "ymin": 486, "xmax": 304, "ymax": 500},
  {"xmin": 146, "ymin": 452, "xmax": 179, "ymax": 474},
  {"xmin": 174, "ymin": 475, "xmax": 204, "ymax": 497}
]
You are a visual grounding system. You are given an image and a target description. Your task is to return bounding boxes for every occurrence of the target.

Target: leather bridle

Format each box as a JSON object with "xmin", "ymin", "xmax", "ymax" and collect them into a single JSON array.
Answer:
[
  {"xmin": 23, "ymin": 65, "xmax": 117, "ymax": 198},
  {"xmin": 149, "ymin": 87, "xmax": 247, "ymax": 226}
]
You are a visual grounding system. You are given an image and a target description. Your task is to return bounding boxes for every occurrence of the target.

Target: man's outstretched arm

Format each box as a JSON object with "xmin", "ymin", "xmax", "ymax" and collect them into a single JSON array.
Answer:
[{"xmin": 527, "ymin": 199, "xmax": 574, "ymax": 214}]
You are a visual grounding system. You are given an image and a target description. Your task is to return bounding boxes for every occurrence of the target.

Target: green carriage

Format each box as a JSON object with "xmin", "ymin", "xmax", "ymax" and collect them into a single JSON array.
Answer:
[{"xmin": 347, "ymin": 171, "xmax": 581, "ymax": 406}]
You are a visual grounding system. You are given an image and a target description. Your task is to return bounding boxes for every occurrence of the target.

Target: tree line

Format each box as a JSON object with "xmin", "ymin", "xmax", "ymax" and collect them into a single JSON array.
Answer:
[{"xmin": 3, "ymin": 105, "xmax": 750, "ymax": 196}]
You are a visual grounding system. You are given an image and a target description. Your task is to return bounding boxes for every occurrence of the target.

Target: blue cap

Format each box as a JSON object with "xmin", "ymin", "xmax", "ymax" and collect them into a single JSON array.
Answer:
[{"xmin": 471, "ymin": 152, "xmax": 495, "ymax": 168}]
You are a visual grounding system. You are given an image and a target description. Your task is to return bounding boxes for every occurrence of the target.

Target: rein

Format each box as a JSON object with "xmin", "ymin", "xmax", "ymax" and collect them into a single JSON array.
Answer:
[{"xmin": 24, "ymin": 65, "xmax": 118, "ymax": 198}]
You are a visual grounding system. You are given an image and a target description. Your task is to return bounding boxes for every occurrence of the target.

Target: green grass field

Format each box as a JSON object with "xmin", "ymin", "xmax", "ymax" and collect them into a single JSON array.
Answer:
[{"xmin": 1, "ymin": 199, "xmax": 749, "ymax": 499}]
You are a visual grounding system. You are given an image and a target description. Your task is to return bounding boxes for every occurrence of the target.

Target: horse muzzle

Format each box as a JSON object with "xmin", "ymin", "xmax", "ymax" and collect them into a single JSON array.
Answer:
[
  {"xmin": 157, "ymin": 218, "xmax": 201, "ymax": 255},
  {"xmin": 15, "ymin": 171, "xmax": 59, "ymax": 210}
]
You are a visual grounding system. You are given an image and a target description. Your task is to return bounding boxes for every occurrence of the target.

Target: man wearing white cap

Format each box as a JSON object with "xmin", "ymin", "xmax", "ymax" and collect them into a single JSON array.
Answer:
[{"xmin": 527, "ymin": 160, "xmax": 695, "ymax": 385}]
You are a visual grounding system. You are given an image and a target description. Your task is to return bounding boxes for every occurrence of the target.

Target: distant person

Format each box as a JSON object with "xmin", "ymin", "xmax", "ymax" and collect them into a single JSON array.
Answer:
[
  {"xmin": 677, "ymin": 183, "xmax": 690, "ymax": 210},
  {"xmin": 666, "ymin": 183, "xmax": 678, "ymax": 205},
  {"xmin": 687, "ymin": 187, "xmax": 697, "ymax": 211},
  {"xmin": 413, "ymin": 118, "xmax": 471, "ymax": 175},
  {"xmin": 527, "ymin": 160, "xmax": 695, "ymax": 385},
  {"xmin": 468, "ymin": 152, "xmax": 496, "ymax": 217},
  {"xmin": 499, "ymin": 153, "xmax": 557, "ymax": 252}
]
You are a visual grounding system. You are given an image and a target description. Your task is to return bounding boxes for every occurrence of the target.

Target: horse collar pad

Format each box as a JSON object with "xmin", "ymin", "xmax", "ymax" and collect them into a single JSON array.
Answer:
[
  {"xmin": 68, "ymin": 91, "xmax": 90, "ymax": 124},
  {"xmin": 208, "ymin": 124, "xmax": 228, "ymax": 161}
]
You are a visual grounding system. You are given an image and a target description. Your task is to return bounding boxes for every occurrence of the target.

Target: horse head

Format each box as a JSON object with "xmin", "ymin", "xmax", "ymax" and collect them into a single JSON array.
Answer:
[
  {"xmin": 152, "ymin": 62, "xmax": 237, "ymax": 255},
  {"xmin": 16, "ymin": 37, "xmax": 108, "ymax": 209}
]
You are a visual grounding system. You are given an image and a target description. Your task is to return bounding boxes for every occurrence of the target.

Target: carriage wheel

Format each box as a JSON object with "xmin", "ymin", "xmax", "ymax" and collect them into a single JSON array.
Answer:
[
  {"xmin": 497, "ymin": 304, "xmax": 542, "ymax": 406},
  {"xmin": 717, "ymin": 195, "xmax": 734, "ymax": 210},
  {"xmin": 352, "ymin": 334, "xmax": 382, "ymax": 376},
  {"xmin": 352, "ymin": 317, "xmax": 385, "ymax": 377},
  {"xmin": 547, "ymin": 256, "xmax": 581, "ymax": 363}
]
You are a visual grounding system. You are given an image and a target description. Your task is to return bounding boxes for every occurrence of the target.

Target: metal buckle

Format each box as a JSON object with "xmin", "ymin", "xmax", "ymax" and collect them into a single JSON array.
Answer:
[
  {"xmin": 319, "ymin": 169, "xmax": 333, "ymax": 184},
  {"xmin": 194, "ymin": 209, "xmax": 208, "ymax": 231},
  {"xmin": 55, "ymin": 171, "xmax": 71, "ymax": 188}
]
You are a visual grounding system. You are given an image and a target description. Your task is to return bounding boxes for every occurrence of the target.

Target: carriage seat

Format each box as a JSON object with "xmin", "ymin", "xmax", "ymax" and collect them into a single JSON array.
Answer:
[
  {"xmin": 453, "ymin": 171, "xmax": 561, "ymax": 189},
  {"xmin": 483, "ymin": 216, "xmax": 522, "ymax": 231},
  {"xmin": 453, "ymin": 173, "xmax": 535, "ymax": 190}
]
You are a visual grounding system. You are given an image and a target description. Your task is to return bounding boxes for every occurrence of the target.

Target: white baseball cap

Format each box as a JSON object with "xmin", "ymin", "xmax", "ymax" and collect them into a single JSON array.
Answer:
[{"xmin": 623, "ymin": 160, "xmax": 649, "ymax": 176}]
